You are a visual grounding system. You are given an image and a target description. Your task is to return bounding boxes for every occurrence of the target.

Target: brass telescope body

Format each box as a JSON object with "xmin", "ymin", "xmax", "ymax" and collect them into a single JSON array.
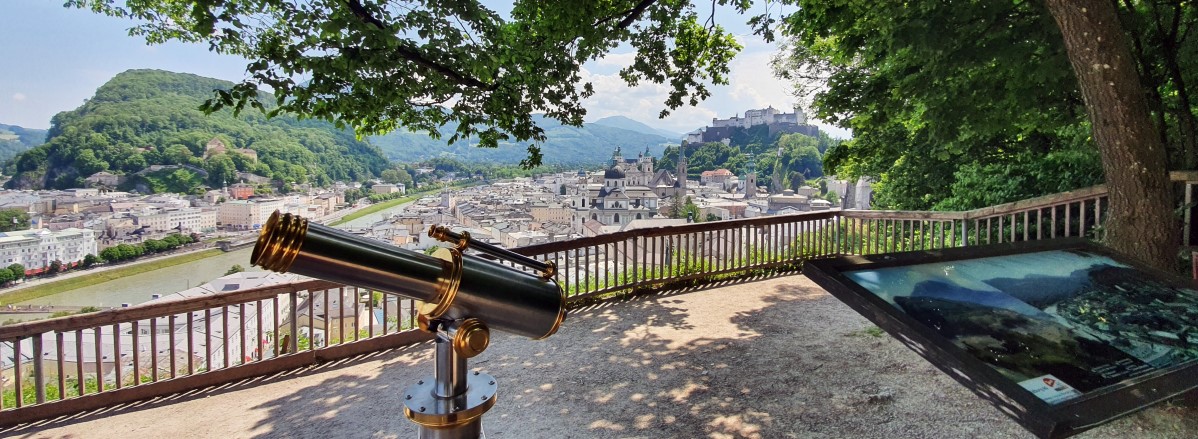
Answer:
[
  {"xmin": 251, "ymin": 211, "xmax": 565, "ymax": 340},
  {"xmin": 253, "ymin": 211, "xmax": 567, "ymax": 439}
]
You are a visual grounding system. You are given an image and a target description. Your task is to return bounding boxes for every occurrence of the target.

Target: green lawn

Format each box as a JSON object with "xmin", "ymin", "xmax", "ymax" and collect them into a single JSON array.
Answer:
[
  {"xmin": 329, "ymin": 181, "xmax": 478, "ymax": 226},
  {"xmin": 330, "ymin": 194, "xmax": 423, "ymax": 226},
  {"xmin": 0, "ymin": 248, "xmax": 224, "ymax": 305}
]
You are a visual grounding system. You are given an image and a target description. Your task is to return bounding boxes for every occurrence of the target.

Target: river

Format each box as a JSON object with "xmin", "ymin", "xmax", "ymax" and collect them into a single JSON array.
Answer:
[
  {"xmin": 11, "ymin": 198, "xmax": 423, "ymax": 309},
  {"xmin": 16, "ymin": 248, "xmax": 260, "ymax": 307}
]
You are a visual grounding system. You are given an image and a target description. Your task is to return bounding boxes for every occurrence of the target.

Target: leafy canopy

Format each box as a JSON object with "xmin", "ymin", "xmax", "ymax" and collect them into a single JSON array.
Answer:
[
  {"xmin": 71, "ymin": 0, "xmax": 761, "ymax": 166},
  {"xmin": 773, "ymin": 0, "xmax": 1105, "ymax": 210}
]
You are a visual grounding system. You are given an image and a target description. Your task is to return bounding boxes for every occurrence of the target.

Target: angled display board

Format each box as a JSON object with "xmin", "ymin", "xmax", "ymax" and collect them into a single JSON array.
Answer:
[{"xmin": 804, "ymin": 238, "xmax": 1198, "ymax": 439}]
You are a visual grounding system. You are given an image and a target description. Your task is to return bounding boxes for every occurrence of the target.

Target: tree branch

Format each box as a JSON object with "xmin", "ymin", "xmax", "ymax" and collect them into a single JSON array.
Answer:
[
  {"xmin": 342, "ymin": 0, "xmax": 492, "ymax": 90},
  {"xmin": 616, "ymin": 0, "xmax": 659, "ymax": 29}
]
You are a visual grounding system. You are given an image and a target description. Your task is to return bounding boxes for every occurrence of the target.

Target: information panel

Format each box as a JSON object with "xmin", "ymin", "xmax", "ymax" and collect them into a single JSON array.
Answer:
[{"xmin": 804, "ymin": 239, "xmax": 1198, "ymax": 438}]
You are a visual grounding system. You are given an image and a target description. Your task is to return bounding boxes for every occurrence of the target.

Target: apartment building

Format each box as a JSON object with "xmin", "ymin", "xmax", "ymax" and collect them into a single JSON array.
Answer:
[
  {"xmin": 132, "ymin": 207, "xmax": 213, "ymax": 233},
  {"xmin": 218, "ymin": 199, "xmax": 284, "ymax": 230},
  {"xmin": 0, "ymin": 227, "xmax": 98, "ymax": 273}
]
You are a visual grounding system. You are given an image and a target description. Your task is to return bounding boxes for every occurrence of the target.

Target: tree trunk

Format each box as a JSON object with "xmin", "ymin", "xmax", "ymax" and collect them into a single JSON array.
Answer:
[{"xmin": 1043, "ymin": 0, "xmax": 1178, "ymax": 271}]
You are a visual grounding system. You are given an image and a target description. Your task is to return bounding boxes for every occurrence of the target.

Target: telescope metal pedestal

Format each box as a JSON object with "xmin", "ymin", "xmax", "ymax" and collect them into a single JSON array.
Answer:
[{"xmin": 403, "ymin": 320, "xmax": 497, "ymax": 439}]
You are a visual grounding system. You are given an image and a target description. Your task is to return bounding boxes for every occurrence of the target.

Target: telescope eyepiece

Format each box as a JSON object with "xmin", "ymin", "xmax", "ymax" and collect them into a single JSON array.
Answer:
[{"xmin": 252, "ymin": 211, "xmax": 308, "ymax": 272}]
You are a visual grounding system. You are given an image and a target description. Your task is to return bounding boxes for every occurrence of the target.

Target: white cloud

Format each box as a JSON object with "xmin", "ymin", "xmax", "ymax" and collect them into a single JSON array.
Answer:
[
  {"xmin": 11, "ymin": 93, "xmax": 26, "ymax": 102},
  {"xmin": 578, "ymin": 35, "xmax": 853, "ymax": 138},
  {"xmin": 579, "ymin": 41, "xmax": 798, "ymax": 134}
]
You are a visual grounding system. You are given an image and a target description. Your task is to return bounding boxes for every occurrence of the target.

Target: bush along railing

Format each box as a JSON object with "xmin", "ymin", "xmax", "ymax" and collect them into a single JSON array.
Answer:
[{"xmin": 0, "ymin": 185, "xmax": 1109, "ymax": 426}]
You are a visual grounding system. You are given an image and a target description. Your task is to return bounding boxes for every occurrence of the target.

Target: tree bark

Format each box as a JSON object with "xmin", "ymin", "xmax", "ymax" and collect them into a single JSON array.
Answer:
[{"xmin": 1043, "ymin": 0, "xmax": 1178, "ymax": 271}]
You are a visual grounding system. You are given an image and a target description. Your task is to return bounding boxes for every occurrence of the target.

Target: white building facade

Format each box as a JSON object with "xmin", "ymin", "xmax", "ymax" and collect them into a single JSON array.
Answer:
[
  {"xmin": 0, "ymin": 227, "xmax": 98, "ymax": 272},
  {"xmin": 218, "ymin": 199, "xmax": 285, "ymax": 230}
]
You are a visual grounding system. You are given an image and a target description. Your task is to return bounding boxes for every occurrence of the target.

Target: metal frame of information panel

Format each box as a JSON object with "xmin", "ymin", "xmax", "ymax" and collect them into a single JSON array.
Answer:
[{"xmin": 804, "ymin": 238, "xmax": 1198, "ymax": 439}]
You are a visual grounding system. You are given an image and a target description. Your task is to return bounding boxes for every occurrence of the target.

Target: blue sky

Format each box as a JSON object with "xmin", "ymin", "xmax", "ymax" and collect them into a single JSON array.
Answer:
[{"xmin": 0, "ymin": 2, "xmax": 848, "ymax": 138}]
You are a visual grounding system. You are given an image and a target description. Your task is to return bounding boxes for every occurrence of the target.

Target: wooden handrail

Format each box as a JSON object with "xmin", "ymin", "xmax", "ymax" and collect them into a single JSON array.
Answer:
[
  {"xmin": 0, "ymin": 279, "xmax": 340, "ymax": 340},
  {"xmin": 840, "ymin": 210, "xmax": 965, "ymax": 220},
  {"xmin": 962, "ymin": 185, "xmax": 1107, "ymax": 219},
  {"xmin": 515, "ymin": 210, "xmax": 840, "ymax": 256}
]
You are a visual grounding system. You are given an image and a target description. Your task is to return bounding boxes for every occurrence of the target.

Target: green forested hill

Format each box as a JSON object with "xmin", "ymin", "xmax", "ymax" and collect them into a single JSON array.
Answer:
[
  {"xmin": 4, "ymin": 70, "xmax": 390, "ymax": 192},
  {"xmin": 0, "ymin": 124, "xmax": 47, "ymax": 164},
  {"xmin": 655, "ymin": 124, "xmax": 842, "ymax": 192},
  {"xmin": 369, "ymin": 114, "xmax": 673, "ymax": 165}
]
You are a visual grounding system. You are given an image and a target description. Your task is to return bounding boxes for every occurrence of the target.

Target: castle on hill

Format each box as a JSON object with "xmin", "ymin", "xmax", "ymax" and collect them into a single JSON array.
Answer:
[{"xmin": 685, "ymin": 105, "xmax": 818, "ymax": 144}]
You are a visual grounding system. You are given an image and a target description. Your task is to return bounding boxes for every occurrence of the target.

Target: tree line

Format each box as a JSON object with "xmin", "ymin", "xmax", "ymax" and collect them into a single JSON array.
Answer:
[{"xmin": 97, "ymin": 233, "xmax": 197, "ymax": 263}]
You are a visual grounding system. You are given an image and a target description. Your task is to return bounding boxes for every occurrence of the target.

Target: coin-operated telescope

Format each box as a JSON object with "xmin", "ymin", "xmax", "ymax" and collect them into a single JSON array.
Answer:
[{"xmin": 251, "ymin": 212, "xmax": 566, "ymax": 439}]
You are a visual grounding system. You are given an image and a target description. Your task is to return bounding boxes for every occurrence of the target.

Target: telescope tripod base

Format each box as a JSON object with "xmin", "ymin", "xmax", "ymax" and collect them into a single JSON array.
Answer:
[{"xmin": 403, "ymin": 371, "xmax": 498, "ymax": 439}]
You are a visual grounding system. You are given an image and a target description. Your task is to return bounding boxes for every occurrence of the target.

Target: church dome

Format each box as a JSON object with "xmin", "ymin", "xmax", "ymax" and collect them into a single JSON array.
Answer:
[{"xmin": 604, "ymin": 167, "xmax": 626, "ymax": 179}]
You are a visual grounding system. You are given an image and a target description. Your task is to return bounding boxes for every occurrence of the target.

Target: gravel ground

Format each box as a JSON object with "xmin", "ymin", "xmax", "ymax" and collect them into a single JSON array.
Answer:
[{"xmin": 6, "ymin": 274, "xmax": 1196, "ymax": 439}]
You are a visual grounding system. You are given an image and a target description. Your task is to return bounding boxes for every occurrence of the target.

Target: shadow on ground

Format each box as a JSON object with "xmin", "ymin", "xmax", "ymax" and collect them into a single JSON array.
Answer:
[{"xmin": 10, "ymin": 274, "xmax": 1198, "ymax": 439}]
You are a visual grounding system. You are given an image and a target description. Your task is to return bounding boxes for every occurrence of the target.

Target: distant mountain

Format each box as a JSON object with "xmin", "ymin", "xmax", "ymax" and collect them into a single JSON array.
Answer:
[
  {"xmin": 0, "ymin": 123, "xmax": 47, "ymax": 164},
  {"xmin": 368, "ymin": 114, "xmax": 673, "ymax": 165},
  {"xmin": 4, "ymin": 70, "xmax": 390, "ymax": 191},
  {"xmin": 590, "ymin": 116, "xmax": 680, "ymax": 140}
]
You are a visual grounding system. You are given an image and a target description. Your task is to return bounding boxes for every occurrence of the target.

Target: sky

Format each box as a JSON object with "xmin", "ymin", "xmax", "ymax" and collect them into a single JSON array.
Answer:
[{"xmin": 0, "ymin": 2, "xmax": 849, "ymax": 138}]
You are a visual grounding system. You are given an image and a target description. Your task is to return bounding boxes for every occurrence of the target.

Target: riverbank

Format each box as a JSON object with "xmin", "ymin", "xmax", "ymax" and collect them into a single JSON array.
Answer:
[{"xmin": 0, "ymin": 247, "xmax": 225, "ymax": 306}]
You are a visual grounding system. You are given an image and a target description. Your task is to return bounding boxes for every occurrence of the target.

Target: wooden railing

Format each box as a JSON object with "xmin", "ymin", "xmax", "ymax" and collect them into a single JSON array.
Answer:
[
  {"xmin": 0, "ymin": 185, "xmax": 1109, "ymax": 426},
  {"xmin": 515, "ymin": 210, "xmax": 843, "ymax": 301},
  {"xmin": 0, "ymin": 280, "xmax": 431, "ymax": 426},
  {"xmin": 840, "ymin": 185, "xmax": 1108, "ymax": 254}
]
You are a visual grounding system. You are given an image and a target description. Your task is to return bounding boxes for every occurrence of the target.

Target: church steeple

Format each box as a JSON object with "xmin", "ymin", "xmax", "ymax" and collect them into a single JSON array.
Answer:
[
  {"xmin": 743, "ymin": 153, "xmax": 757, "ymax": 199},
  {"xmin": 675, "ymin": 145, "xmax": 687, "ymax": 188}
]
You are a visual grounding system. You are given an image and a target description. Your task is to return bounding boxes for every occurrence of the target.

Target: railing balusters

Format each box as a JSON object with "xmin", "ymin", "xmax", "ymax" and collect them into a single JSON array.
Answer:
[
  {"xmin": 204, "ymin": 309, "xmax": 212, "ymax": 372},
  {"xmin": 14, "ymin": 337, "xmax": 22, "ymax": 407},
  {"xmin": 325, "ymin": 290, "xmax": 330, "ymax": 345},
  {"xmin": 1080, "ymin": 200, "xmax": 1088, "ymax": 238},
  {"xmin": 132, "ymin": 321, "xmax": 140, "ymax": 385},
  {"xmin": 33, "ymin": 333, "xmax": 44, "ymax": 404},
  {"xmin": 112, "ymin": 324, "xmax": 121, "ymax": 389},
  {"xmin": 289, "ymin": 292, "xmax": 298, "ymax": 354},
  {"xmin": 1, "ymin": 341, "xmax": 7, "ymax": 410},
  {"xmin": 1023, "ymin": 211, "xmax": 1029, "ymax": 241},
  {"xmin": 354, "ymin": 288, "xmax": 361, "ymax": 343},
  {"xmin": 222, "ymin": 306, "xmax": 230, "ymax": 368},
  {"xmin": 382, "ymin": 293, "xmax": 390, "ymax": 335},
  {"xmin": 56, "ymin": 332, "xmax": 65, "ymax": 400},
  {"xmin": 151, "ymin": 318, "xmax": 158, "ymax": 381},
  {"xmin": 239, "ymin": 303, "xmax": 247, "ymax": 365},
  {"xmin": 169, "ymin": 315, "xmax": 177, "ymax": 377},
  {"xmin": 95, "ymin": 327, "xmax": 104, "ymax": 393},
  {"xmin": 75, "ymin": 329, "xmax": 84, "ymax": 396},
  {"xmin": 258, "ymin": 302, "xmax": 265, "ymax": 359},
  {"xmin": 187, "ymin": 312, "xmax": 195, "ymax": 374},
  {"xmin": 272, "ymin": 295, "xmax": 280, "ymax": 357}
]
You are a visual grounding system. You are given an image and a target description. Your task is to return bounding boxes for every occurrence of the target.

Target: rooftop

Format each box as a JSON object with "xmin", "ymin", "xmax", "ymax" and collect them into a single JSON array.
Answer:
[{"xmin": 10, "ymin": 275, "xmax": 1195, "ymax": 439}]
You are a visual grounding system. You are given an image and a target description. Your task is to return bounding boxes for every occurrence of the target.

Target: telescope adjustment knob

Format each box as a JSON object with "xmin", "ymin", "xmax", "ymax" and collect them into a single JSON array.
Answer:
[{"xmin": 453, "ymin": 318, "xmax": 490, "ymax": 358}]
